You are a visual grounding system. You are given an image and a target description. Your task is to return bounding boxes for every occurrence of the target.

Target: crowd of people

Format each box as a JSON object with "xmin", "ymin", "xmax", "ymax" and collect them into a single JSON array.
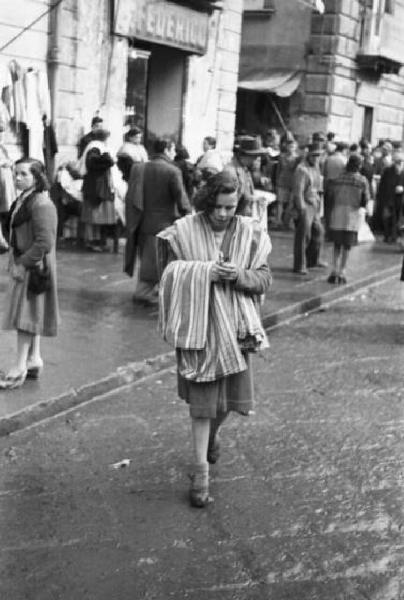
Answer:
[{"xmin": 1, "ymin": 117, "xmax": 404, "ymax": 507}]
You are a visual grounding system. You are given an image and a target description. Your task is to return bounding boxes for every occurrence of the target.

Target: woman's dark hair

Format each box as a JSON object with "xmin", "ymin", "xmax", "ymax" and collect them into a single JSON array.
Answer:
[
  {"xmin": 194, "ymin": 169, "xmax": 248, "ymax": 214},
  {"xmin": 175, "ymin": 145, "xmax": 190, "ymax": 161},
  {"xmin": 125, "ymin": 127, "xmax": 142, "ymax": 141},
  {"xmin": 346, "ymin": 154, "xmax": 362, "ymax": 172},
  {"xmin": 15, "ymin": 158, "xmax": 50, "ymax": 192},
  {"xmin": 91, "ymin": 116, "xmax": 103, "ymax": 127}
]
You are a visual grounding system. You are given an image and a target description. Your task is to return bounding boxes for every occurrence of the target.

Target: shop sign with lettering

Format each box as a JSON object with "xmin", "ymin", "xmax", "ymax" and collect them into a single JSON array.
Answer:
[{"xmin": 114, "ymin": 0, "xmax": 210, "ymax": 55}]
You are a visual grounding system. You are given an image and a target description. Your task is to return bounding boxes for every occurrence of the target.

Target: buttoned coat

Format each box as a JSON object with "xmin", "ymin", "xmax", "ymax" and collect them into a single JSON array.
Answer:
[
  {"xmin": 124, "ymin": 154, "xmax": 191, "ymax": 279},
  {"xmin": 2, "ymin": 192, "xmax": 59, "ymax": 336}
]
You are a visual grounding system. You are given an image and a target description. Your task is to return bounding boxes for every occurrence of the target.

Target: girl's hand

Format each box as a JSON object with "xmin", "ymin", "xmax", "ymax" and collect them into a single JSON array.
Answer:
[
  {"xmin": 216, "ymin": 262, "xmax": 239, "ymax": 281},
  {"xmin": 210, "ymin": 264, "xmax": 222, "ymax": 282},
  {"xmin": 11, "ymin": 263, "xmax": 25, "ymax": 282}
]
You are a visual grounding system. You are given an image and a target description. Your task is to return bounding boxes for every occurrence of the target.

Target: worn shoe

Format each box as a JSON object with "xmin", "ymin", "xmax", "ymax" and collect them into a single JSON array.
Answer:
[
  {"xmin": 338, "ymin": 275, "xmax": 347, "ymax": 284},
  {"xmin": 26, "ymin": 358, "xmax": 44, "ymax": 380},
  {"xmin": 0, "ymin": 369, "xmax": 27, "ymax": 389},
  {"xmin": 327, "ymin": 273, "xmax": 337, "ymax": 284},
  {"xmin": 189, "ymin": 463, "xmax": 211, "ymax": 508},
  {"xmin": 313, "ymin": 261, "xmax": 328, "ymax": 269},
  {"xmin": 207, "ymin": 437, "xmax": 221, "ymax": 465}
]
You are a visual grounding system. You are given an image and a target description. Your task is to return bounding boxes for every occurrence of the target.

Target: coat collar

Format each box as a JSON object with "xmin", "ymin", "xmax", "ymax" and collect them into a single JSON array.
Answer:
[{"xmin": 151, "ymin": 153, "xmax": 172, "ymax": 164}]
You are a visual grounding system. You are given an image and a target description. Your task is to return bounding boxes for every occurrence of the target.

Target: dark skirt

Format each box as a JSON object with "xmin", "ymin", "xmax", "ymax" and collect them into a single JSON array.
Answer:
[
  {"xmin": 329, "ymin": 229, "xmax": 358, "ymax": 249},
  {"xmin": 177, "ymin": 353, "xmax": 254, "ymax": 419}
]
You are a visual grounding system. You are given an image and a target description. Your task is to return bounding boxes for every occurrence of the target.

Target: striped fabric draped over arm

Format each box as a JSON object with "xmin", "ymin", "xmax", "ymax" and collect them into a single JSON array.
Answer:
[{"xmin": 157, "ymin": 213, "xmax": 271, "ymax": 382}]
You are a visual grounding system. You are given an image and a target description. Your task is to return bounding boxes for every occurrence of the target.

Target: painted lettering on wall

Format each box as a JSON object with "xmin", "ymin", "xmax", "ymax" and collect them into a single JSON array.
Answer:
[{"xmin": 114, "ymin": 0, "xmax": 209, "ymax": 55}]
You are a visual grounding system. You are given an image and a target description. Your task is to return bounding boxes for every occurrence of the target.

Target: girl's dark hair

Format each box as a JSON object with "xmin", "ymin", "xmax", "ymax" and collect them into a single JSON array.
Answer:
[
  {"xmin": 15, "ymin": 158, "xmax": 50, "ymax": 192},
  {"xmin": 194, "ymin": 169, "xmax": 248, "ymax": 214}
]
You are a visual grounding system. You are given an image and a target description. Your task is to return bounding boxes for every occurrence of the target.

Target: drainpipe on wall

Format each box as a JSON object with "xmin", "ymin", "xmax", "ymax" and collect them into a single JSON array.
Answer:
[{"xmin": 47, "ymin": 0, "xmax": 63, "ymax": 175}]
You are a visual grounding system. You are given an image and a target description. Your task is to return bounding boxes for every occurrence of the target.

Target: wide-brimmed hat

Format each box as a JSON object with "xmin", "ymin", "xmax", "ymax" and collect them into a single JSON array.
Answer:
[{"xmin": 237, "ymin": 135, "xmax": 267, "ymax": 155}]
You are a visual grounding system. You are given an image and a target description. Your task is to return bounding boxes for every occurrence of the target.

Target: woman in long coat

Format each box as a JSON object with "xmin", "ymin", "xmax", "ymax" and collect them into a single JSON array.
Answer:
[
  {"xmin": 0, "ymin": 158, "xmax": 59, "ymax": 389},
  {"xmin": 157, "ymin": 170, "xmax": 272, "ymax": 507}
]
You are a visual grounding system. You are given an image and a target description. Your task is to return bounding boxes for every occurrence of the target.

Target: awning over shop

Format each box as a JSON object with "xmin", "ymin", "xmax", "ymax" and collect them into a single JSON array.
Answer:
[{"xmin": 238, "ymin": 70, "xmax": 302, "ymax": 97}]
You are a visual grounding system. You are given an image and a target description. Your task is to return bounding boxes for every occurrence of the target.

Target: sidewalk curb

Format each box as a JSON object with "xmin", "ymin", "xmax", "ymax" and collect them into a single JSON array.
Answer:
[
  {"xmin": 263, "ymin": 264, "xmax": 400, "ymax": 329},
  {"xmin": 0, "ymin": 265, "xmax": 399, "ymax": 438},
  {"xmin": 0, "ymin": 352, "xmax": 176, "ymax": 438}
]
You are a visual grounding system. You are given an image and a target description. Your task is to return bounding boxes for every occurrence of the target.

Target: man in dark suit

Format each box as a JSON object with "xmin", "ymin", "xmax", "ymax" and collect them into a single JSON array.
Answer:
[
  {"xmin": 378, "ymin": 149, "xmax": 404, "ymax": 243},
  {"xmin": 125, "ymin": 138, "xmax": 191, "ymax": 304}
]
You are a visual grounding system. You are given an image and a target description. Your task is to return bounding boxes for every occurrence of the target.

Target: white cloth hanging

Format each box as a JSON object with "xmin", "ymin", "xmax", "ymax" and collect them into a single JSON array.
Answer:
[
  {"xmin": 24, "ymin": 69, "xmax": 45, "ymax": 161},
  {"xmin": 9, "ymin": 60, "xmax": 26, "ymax": 124},
  {"xmin": 0, "ymin": 61, "xmax": 13, "ymax": 124}
]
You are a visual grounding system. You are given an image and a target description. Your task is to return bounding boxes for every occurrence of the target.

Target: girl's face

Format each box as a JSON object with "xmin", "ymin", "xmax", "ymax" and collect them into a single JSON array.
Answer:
[
  {"xmin": 15, "ymin": 163, "xmax": 35, "ymax": 191},
  {"xmin": 208, "ymin": 191, "xmax": 238, "ymax": 231}
]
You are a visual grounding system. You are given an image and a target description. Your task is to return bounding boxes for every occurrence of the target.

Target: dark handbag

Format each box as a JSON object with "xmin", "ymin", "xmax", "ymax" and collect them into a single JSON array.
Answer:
[{"xmin": 28, "ymin": 256, "xmax": 51, "ymax": 296}]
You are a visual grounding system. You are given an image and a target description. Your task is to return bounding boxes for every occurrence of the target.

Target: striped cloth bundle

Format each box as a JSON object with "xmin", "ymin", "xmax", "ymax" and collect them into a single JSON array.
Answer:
[{"xmin": 157, "ymin": 213, "xmax": 270, "ymax": 382}]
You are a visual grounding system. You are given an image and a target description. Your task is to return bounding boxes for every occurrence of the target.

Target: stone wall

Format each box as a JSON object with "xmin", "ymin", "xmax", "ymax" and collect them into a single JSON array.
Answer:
[
  {"xmin": 1, "ymin": 1, "xmax": 242, "ymax": 165},
  {"xmin": 302, "ymin": 0, "xmax": 404, "ymax": 142},
  {"xmin": 182, "ymin": 0, "xmax": 243, "ymax": 162}
]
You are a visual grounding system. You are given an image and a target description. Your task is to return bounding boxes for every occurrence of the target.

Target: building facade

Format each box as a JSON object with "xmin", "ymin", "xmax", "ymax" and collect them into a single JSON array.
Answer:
[
  {"xmin": 0, "ymin": 0, "xmax": 243, "ymax": 168},
  {"xmin": 238, "ymin": 0, "xmax": 404, "ymax": 144}
]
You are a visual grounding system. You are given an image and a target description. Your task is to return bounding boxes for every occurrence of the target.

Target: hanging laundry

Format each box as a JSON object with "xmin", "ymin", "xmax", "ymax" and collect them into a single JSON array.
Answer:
[
  {"xmin": 43, "ymin": 116, "xmax": 58, "ymax": 178},
  {"xmin": 9, "ymin": 60, "xmax": 26, "ymax": 126},
  {"xmin": 37, "ymin": 70, "xmax": 51, "ymax": 121},
  {"xmin": 24, "ymin": 68, "xmax": 45, "ymax": 161},
  {"xmin": 0, "ymin": 61, "xmax": 13, "ymax": 124}
]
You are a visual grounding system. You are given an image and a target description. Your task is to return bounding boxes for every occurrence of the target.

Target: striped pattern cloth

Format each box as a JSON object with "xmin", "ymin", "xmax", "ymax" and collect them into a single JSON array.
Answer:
[{"xmin": 157, "ymin": 213, "xmax": 271, "ymax": 382}]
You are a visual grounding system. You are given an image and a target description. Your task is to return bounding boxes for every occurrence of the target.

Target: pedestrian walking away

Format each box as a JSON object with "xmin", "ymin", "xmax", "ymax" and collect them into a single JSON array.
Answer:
[
  {"xmin": 157, "ymin": 170, "xmax": 272, "ymax": 508},
  {"xmin": 124, "ymin": 138, "xmax": 191, "ymax": 305},
  {"xmin": 327, "ymin": 154, "xmax": 370, "ymax": 284},
  {"xmin": 0, "ymin": 158, "xmax": 59, "ymax": 390}
]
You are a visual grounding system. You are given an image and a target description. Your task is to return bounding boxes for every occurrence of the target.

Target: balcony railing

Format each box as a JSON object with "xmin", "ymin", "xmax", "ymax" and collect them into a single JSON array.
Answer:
[{"xmin": 357, "ymin": 4, "xmax": 403, "ymax": 74}]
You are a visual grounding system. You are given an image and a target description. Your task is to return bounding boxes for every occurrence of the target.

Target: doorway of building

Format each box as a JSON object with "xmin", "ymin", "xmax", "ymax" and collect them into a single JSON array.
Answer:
[
  {"xmin": 126, "ymin": 48, "xmax": 150, "ymax": 133},
  {"xmin": 363, "ymin": 106, "xmax": 374, "ymax": 142},
  {"xmin": 125, "ymin": 45, "xmax": 186, "ymax": 152},
  {"xmin": 146, "ymin": 45, "xmax": 186, "ymax": 150}
]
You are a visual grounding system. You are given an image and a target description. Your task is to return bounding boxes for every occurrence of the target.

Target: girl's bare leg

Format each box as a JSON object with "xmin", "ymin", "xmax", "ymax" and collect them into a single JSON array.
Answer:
[{"xmin": 189, "ymin": 417, "xmax": 211, "ymax": 507}]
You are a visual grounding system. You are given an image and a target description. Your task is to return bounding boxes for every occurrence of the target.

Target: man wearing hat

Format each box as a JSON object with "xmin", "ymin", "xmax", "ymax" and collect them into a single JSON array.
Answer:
[
  {"xmin": 227, "ymin": 136, "xmax": 267, "ymax": 211},
  {"xmin": 291, "ymin": 142, "xmax": 327, "ymax": 274}
]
